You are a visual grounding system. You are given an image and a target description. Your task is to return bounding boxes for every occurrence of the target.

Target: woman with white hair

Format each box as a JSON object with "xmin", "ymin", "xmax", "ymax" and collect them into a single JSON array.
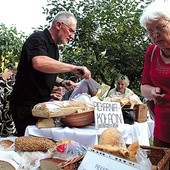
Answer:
[
  {"xmin": 106, "ymin": 75, "xmax": 142, "ymax": 104},
  {"xmin": 140, "ymin": 0, "xmax": 170, "ymax": 147}
]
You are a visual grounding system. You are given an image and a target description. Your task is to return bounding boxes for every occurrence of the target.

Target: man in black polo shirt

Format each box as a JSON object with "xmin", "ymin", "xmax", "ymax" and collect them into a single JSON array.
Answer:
[{"xmin": 9, "ymin": 11, "xmax": 91, "ymax": 136}]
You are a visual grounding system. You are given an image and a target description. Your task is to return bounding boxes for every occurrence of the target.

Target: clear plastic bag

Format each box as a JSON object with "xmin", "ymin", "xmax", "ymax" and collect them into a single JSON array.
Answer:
[
  {"xmin": 137, "ymin": 148, "xmax": 152, "ymax": 170},
  {"xmin": 48, "ymin": 140, "xmax": 87, "ymax": 160}
]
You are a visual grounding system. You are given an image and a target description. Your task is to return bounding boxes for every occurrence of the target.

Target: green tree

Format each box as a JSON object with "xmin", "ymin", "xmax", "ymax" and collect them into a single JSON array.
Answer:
[
  {"xmin": 0, "ymin": 23, "xmax": 27, "ymax": 71},
  {"xmin": 42, "ymin": 0, "xmax": 152, "ymax": 97}
]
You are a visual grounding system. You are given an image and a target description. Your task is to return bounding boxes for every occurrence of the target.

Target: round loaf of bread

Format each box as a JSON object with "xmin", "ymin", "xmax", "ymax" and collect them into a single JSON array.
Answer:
[
  {"xmin": 0, "ymin": 158, "xmax": 19, "ymax": 170},
  {"xmin": 99, "ymin": 128, "xmax": 122, "ymax": 146},
  {"xmin": 15, "ymin": 136, "xmax": 55, "ymax": 152}
]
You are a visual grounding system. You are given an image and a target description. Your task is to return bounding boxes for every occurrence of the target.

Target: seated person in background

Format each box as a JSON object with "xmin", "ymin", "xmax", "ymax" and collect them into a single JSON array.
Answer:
[
  {"xmin": 105, "ymin": 75, "xmax": 142, "ymax": 125},
  {"xmin": 105, "ymin": 75, "xmax": 142, "ymax": 105},
  {"xmin": 50, "ymin": 76, "xmax": 79, "ymax": 101},
  {"xmin": 69, "ymin": 78, "xmax": 101, "ymax": 100},
  {"xmin": 62, "ymin": 76, "xmax": 79, "ymax": 100},
  {"xmin": 50, "ymin": 86, "xmax": 65, "ymax": 101}
]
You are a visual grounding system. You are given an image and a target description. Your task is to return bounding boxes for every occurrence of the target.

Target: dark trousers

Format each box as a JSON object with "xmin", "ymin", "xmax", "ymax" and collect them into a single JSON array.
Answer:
[{"xmin": 9, "ymin": 104, "xmax": 38, "ymax": 136}]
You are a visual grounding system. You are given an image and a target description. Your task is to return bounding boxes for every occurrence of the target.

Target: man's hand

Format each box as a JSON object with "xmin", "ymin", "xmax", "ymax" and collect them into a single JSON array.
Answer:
[
  {"xmin": 62, "ymin": 80, "xmax": 78, "ymax": 91},
  {"xmin": 50, "ymin": 86, "xmax": 65, "ymax": 101},
  {"xmin": 73, "ymin": 66, "xmax": 91, "ymax": 79}
]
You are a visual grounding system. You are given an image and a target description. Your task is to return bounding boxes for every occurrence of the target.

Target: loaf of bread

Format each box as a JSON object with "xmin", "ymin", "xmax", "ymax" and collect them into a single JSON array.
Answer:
[
  {"xmin": 15, "ymin": 136, "xmax": 55, "ymax": 152},
  {"xmin": 40, "ymin": 158, "xmax": 64, "ymax": 170},
  {"xmin": 99, "ymin": 128, "xmax": 123, "ymax": 146},
  {"xmin": 40, "ymin": 155, "xmax": 83, "ymax": 170},
  {"xmin": 32, "ymin": 100, "xmax": 86, "ymax": 118},
  {"xmin": 92, "ymin": 141, "xmax": 139, "ymax": 162},
  {"xmin": 36, "ymin": 118, "xmax": 56, "ymax": 128},
  {"xmin": 0, "ymin": 158, "xmax": 19, "ymax": 170}
]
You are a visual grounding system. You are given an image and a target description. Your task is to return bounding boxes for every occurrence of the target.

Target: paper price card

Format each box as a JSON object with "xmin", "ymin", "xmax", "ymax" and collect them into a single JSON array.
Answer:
[
  {"xmin": 93, "ymin": 101, "xmax": 124, "ymax": 129},
  {"xmin": 78, "ymin": 148, "xmax": 142, "ymax": 170}
]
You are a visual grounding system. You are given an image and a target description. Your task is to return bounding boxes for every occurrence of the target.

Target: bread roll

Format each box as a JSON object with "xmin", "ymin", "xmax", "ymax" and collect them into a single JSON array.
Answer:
[
  {"xmin": 32, "ymin": 100, "xmax": 86, "ymax": 118},
  {"xmin": 36, "ymin": 118, "xmax": 56, "ymax": 128},
  {"xmin": 0, "ymin": 140, "xmax": 14, "ymax": 148},
  {"xmin": 99, "ymin": 128, "xmax": 122, "ymax": 146},
  {"xmin": 127, "ymin": 141, "xmax": 139, "ymax": 162},
  {"xmin": 15, "ymin": 136, "xmax": 55, "ymax": 152}
]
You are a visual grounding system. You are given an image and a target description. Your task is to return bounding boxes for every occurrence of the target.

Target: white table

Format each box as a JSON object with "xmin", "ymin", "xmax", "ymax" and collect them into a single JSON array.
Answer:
[
  {"xmin": 25, "ymin": 121, "xmax": 153, "ymax": 147},
  {"xmin": 147, "ymin": 120, "xmax": 155, "ymax": 140}
]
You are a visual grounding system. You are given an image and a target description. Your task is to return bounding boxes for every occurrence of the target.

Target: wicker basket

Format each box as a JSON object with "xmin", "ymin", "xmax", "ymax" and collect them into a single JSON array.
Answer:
[
  {"xmin": 134, "ymin": 104, "xmax": 148, "ymax": 123},
  {"xmin": 123, "ymin": 104, "xmax": 148, "ymax": 123},
  {"xmin": 141, "ymin": 145, "xmax": 170, "ymax": 170},
  {"xmin": 40, "ymin": 155, "xmax": 84, "ymax": 170},
  {"xmin": 60, "ymin": 110, "xmax": 94, "ymax": 127}
]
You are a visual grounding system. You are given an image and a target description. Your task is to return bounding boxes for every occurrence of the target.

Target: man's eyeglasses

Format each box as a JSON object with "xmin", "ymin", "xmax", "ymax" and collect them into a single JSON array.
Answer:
[
  {"xmin": 146, "ymin": 20, "xmax": 170, "ymax": 36},
  {"xmin": 61, "ymin": 22, "xmax": 76, "ymax": 35}
]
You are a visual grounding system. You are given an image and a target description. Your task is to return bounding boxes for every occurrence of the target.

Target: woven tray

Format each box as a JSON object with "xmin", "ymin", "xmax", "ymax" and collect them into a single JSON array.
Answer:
[
  {"xmin": 141, "ymin": 145, "xmax": 170, "ymax": 170},
  {"xmin": 40, "ymin": 155, "xmax": 84, "ymax": 170}
]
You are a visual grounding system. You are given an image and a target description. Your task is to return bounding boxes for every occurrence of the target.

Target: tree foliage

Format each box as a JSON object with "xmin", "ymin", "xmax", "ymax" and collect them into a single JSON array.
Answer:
[
  {"xmin": 0, "ymin": 0, "xmax": 153, "ymax": 97},
  {"xmin": 42, "ymin": 0, "xmax": 152, "ymax": 96},
  {"xmin": 0, "ymin": 23, "xmax": 27, "ymax": 71}
]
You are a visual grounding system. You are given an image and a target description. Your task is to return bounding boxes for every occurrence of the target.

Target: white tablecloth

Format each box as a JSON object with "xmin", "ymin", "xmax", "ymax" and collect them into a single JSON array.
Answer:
[
  {"xmin": 147, "ymin": 120, "xmax": 155, "ymax": 140},
  {"xmin": 25, "ymin": 121, "xmax": 153, "ymax": 147}
]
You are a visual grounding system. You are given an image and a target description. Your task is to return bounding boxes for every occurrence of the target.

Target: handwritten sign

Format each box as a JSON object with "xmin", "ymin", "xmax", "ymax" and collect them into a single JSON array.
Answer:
[{"xmin": 94, "ymin": 101, "xmax": 124, "ymax": 129}]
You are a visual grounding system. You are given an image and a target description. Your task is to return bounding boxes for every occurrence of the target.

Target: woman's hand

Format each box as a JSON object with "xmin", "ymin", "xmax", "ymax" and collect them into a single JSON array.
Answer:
[
  {"xmin": 150, "ymin": 87, "xmax": 165, "ymax": 104},
  {"xmin": 141, "ymin": 84, "xmax": 165, "ymax": 104}
]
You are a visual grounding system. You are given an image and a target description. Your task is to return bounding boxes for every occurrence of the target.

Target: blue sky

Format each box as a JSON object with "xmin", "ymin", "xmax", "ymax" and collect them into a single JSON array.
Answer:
[{"xmin": 0, "ymin": 0, "xmax": 48, "ymax": 35}]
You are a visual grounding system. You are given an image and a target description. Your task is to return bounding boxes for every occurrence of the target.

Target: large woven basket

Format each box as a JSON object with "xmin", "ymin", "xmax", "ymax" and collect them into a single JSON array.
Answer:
[
  {"xmin": 141, "ymin": 145, "xmax": 170, "ymax": 170},
  {"xmin": 60, "ymin": 110, "xmax": 94, "ymax": 127}
]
